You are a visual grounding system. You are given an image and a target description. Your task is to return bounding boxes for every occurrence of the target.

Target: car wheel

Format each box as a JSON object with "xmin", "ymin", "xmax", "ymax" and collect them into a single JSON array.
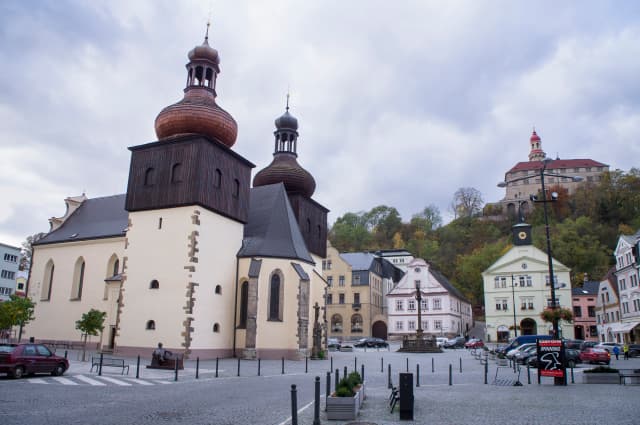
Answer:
[
  {"xmin": 567, "ymin": 360, "xmax": 575, "ymax": 368},
  {"xmin": 12, "ymin": 366, "xmax": 25, "ymax": 379},
  {"xmin": 52, "ymin": 363, "xmax": 66, "ymax": 376}
]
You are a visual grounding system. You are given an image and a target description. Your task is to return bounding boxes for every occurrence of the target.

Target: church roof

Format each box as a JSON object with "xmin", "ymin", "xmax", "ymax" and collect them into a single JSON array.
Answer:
[
  {"xmin": 35, "ymin": 194, "xmax": 128, "ymax": 245},
  {"xmin": 237, "ymin": 183, "xmax": 313, "ymax": 264}
]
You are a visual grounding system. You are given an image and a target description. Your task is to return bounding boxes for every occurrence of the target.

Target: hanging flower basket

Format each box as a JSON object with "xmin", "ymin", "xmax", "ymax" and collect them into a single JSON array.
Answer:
[{"xmin": 540, "ymin": 307, "xmax": 573, "ymax": 323}]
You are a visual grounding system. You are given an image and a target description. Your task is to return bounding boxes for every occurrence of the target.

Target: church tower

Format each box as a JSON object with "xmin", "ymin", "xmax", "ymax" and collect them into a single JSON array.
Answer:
[
  {"xmin": 253, "ymin": 100, "xmax": 329, "ymax": 257},
  {"xmin": 118, "ymin": 26, "xmax": 254, "ymax": 358},
  {"xmin": 528, "ymin": 129, "xmax": 546, "ymax": 161}
]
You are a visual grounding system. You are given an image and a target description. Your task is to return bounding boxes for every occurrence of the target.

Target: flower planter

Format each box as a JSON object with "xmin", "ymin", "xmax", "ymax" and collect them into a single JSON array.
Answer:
[
  {"xmin": 326, "ymin": 382, "xmax": 364, "ymax": 420},
  {"xmin": 582, "ymin": 373, "xmax": 619, "ymax": 384}
]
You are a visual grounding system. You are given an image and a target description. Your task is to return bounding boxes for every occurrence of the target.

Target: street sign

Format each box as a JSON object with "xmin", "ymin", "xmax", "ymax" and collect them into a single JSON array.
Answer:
[{"xmin": 536, "ymin": 339, "xmax": 566, "ymax": 384}]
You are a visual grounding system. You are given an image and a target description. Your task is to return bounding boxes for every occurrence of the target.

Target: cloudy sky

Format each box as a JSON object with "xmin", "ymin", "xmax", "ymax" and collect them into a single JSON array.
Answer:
[{"xmin": 1, "ymin": 0, "xmax": 639, "ymax": 247}]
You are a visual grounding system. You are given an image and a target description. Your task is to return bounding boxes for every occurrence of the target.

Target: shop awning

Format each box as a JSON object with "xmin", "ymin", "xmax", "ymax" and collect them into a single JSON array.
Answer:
[{"xmin": 606, "ymin": 321, "xmax": 640, "ymax": 333}]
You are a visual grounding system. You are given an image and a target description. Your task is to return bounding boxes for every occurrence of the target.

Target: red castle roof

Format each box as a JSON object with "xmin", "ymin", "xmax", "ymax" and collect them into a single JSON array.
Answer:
[{"xmin": 507, "ymin": 158, "xmax": 608, "ymax": 174}]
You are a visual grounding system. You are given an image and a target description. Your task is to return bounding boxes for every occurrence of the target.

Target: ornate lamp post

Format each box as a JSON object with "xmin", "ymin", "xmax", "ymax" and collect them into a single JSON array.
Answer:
[
  {"xmin": 498, "ymin": 158, "xmax": 583, "ymax": 339},
  {"xmin": 415, "ymin": 281, "xmax": 424, "ymax": 340},
  {"xmin": 511, "ymin": 275, "xmax": 518, "ymax": 338}
]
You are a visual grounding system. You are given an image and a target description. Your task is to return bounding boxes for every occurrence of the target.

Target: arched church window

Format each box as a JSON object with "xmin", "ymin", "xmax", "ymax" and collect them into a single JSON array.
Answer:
[
  {"xmin": 215, "ymin": 285, "xmax": 222, "ymax": 294},
  {"xmin": 195, "ymin": 66, "xmax": 203, "ymax": 85},
  {"xmin": 239, "ymin": 281, "xmax": 248, "ymax": 329},
  {"xmin": 144, "ymin": 168, "xmax": 155, "ymax": 186},
  {"xmin": 268, "ymin": 273, "xmax": 283, "ymax": 321},
  {"xmin": 213, "ymin": 323, "xmax": 220, "ymax": 333},
  {"xmin": 71, "ymin": 257, "xmax": 85, "ymax": 300},
  {"xmin": 171, "ymin": 163, "xmax": 182, "ymax": 183},
  {"xmin": 150, "ymin": 280, "xmax": 159, "ymax": 289},
  {"xmin": 41, "ymin": 260, "xmax": 55, "ymax": 301},
  {"xmin": 146, "ymin": 320, "xmax": 156, "ymax": 330}
]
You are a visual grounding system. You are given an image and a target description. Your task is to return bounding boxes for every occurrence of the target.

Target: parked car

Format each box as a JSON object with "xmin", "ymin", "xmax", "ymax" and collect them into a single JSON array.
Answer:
[
  {"xmin": 579, "ymin": 341, "xmax": 598, "ymax": 352},
  {"xmin": 464, "ymin": 338, "xmax": 484, "ymax": 349},
  {"xmin": 563, "ymin": 339, "xmax": 584, "ymax": 350},
  {"xmin": 496, "ymin": 334, "xmax": 552, "ymax": 355},
  {"xmin": 327, "ymin": 338, "xmax": 341, "ymax": 351},
  {"xmin": 579, "ymin": 348, "xmax": 611, "ymax": 365},
  {"xmin": 443, "ymin": 336, "xmax": 466, "ymax": 349},
  {"xmin": 0, "ymin": 343, "xmax": 69, "ymax": 378},
  {"xmin": 506, "ymin": 342, "xmax": 537, "ymax": 359},
  {"xmin": 514, "ymin": 345, "xmax": 538, "ymax": 364},
  {"xmin": 436, "ymin": 337, "xmax": 448, "ymax": 348},
  {"xmin": 628, "ymin": 344, "xmax": 640, "ymax": 358},
  {"xmin": 594, "ymin": 342, "xmax": 622, "ymax": 354},
  {"xmin": 354, "ymin": 337, "xmax": 388, "ymax": 348},
  {"xmin": 526, "ymin": 348, "xmax": 581, "ymax": 368}
]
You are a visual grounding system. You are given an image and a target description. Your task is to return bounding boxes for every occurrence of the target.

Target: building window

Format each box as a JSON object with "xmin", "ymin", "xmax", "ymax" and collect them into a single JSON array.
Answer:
[
  {"xmin": 339, "ymin": 293, "xmax": 345, "ymax": 304},
  {"xmin": 395, "ymin": 321, "xmax": 404, "ymax": 331},
  {"xmin": 353, "ymin": 293, "xmax": 360, "ymax": 304},
  {"xmin": 215, "ymin": 285, "xmax": 222, "ymax": 294},
  {"xmin": 353, "ymin": 274, "xmax": 361, "ymax": 285},
  {"xmin": 500, "ymin": 277, "xmax": 507, "ymax": 288},
  {"xmin": 239, "ymin": 281, "xmax": 248, "ymax": 328},
  {"xmin": 327, "ymin": 276, "xmax": 333, "ymax": 286},
  {"xmin": 519, "ymin": 276, "xmax": 526, "ymax": 287},
  {"xmin": 213, "ymin": 323, "xmax": 220, "ymax": 333},
  {"xmin": 3, "ymin": 254, "xmax": 17, "ymax": 263},
  {"xmin": 214, "ymin": 169, "xmax": 222, "ymax": 188},
  {"xmin": 70, "ymin": 258, "xmax": 85, "ymax": 300},
  {"xmin": 171, "ymin": 163, "xmax": 182, "ymax": 183},
  {"xmin": 396, "ymin": 299, "xmax": 404, "ymax": 311},
  {"xmin": 331, "ymin": 314, "xmax": 343, "ymax": 332},
  {"xmin": 41, "ymin": 260, "xmax": 55, "ymax": 301},
  {"xmin": 421, "ymin": 299, "xmax": 428, "ymax": 310},
  {"xmin": 144, "ymin": 167, "xmax": 155, "ymax": 186},
  {"xmin": 422, "ymin": 320, "xmax": 428, "ymax": 330},
  {"xmin": 588, "ymin": 306, "xmax": 595, "ymax": 317},
  {"xmin": 146, "ymin": 320, "xmax": 156, "ymax": 330},
  {"xmin": 351, "ymin": 314, "xmax": 363, "ymax": 332},
  {"xmin": 339, "ymin": 276, "xmax": 345, "ymax": 286},
  {"xmin": 526, "ymin": 276, "xmax": 532, "ymax": 286},
  {"xmin": 408, "ymin": 321, "xmax": 416, "ymax": 330},
  {"xmin": 573, "ymin": 306, "xmax": 582, "ymax": 317},
  {"xmin": 433, "ymin": 298, "xmax": 441, "ymax": 310},
  {"xmin": 408, "ymin": 300, "xmax": 416, "ymax": 311},
  {"xmin": 1, "ymin": 270, "xmax": 15, "ymax": 280},
  {"xmin": 494, "ymin": 277, "xmax": 500, "ymax": 288},
  {"xmin": 268, "ymin": 273, "xmax": 283, "ymax": 321},
  {"xmin": 326, "ymin": 293, "xmax": 332, "ymax": 304},
  {"xmin": 434, "ymin": 320, "xmax": 442, "ymax": 330},
  {"xmin": 545, "ymin": 275, "xmax": 558, "ymax": 286}
]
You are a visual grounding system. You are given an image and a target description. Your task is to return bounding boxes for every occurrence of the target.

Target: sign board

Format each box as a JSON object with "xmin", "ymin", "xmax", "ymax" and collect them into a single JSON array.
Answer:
[{"xmin": 536, "ymin": 339, "xmax": 565, "ymax": 379}]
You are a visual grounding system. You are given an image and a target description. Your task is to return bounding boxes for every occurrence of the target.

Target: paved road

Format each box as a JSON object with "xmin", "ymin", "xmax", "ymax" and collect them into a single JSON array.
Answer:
[{"xmin": 1, "ymin": 344, "xmax": 639, "ymax": 424}]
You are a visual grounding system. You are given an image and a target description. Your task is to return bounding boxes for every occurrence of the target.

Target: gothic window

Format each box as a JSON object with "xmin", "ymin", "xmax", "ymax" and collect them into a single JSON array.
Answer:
[
  {"xmin": 214, "ymin": 169, "xmax": 222, "ymax": 188},
  {"xmin": 171, "ymin": 163, "xmax": 182, "ymax": 183},
  {"xmin": 215, "ymin": 285, "xmax": 222, "ymax": 295},
  {"xmin": 113, "ymin": 259, "xmax": 119, "ymax": 276},
  {"xmin": 213, "ymin": 323, "xmax": 220, "ymax": 333},
  {"xmin": 146, "ymin": 320, "xmax": 156, "ymax": 330},
  {"xmin": 144, "ymin": 167, "xmax": 155, "ymax": 186},
  {"xmin": 268, "ymin": 272, "xmax": 283, "ymax": 321},
  {"xmin": 41, "ymin": 260, "xmax": 55, "ymax": 301},
  {"xmin": 150, "ymin": 280, "xmax": 159, "ymax": 289},
  {"xmin": 70, "ymin": 257, "xmax": 85, "ymax": 300},
  {"xmin": 239, "ymin": 281, "xmax": 248, "ymax": 328}
]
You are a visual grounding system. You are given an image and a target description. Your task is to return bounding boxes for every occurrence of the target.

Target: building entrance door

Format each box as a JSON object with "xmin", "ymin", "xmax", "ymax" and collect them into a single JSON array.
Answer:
[
  {"xmin": 372, "ymin": 321, "xmax": 387, "ymax": 339},
  {"xmin": 519, "ymin": 318, "xmax": 537, "ymax": 335}
]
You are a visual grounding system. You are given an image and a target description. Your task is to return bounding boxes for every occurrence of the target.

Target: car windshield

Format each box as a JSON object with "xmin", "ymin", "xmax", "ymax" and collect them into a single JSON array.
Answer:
[{"xmin": 0, "ymin": 345, "xmax": 17, "ymax": 353}]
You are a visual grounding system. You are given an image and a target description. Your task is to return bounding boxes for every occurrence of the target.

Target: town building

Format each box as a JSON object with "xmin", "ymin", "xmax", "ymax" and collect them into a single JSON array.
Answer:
[
  {"xmin": 595, "ymin": 268, "xmax": 622, "ymax": 343},
  {"xmin": 494, "ymin": 130, "xmax": 608, "ymax": 217},
  {"xmin": 374, "ymin": 249, "xmax": 414, "ymax": 273},
  {"xmin": 0, "ymin": 242, "xmax": 20, "ymax": 301},
  {"xmin": 482, "ymin": 222, "xmax": 574, "ymax": 342},
  {"xmin": 323, "ymin": 244, "xmax": 402, "ymax": 341},
  {"xmin": 24, "ymin": 29, "xmax": 328, "ymax": 360},
  {"xmin": 387, "ymin": 258, "xmax": 472, "ymax": 340},
  {"xmin": 571, "ymin": 279, "xmax": 599, "ymax": 341},
  {"xmin": 612, "ymin": 230, "xmax": 640, "ymax": 343}
]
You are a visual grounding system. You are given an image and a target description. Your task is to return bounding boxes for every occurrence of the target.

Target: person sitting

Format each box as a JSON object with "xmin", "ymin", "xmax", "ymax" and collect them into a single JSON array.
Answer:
[{"xmin": 153, "ymin": 343, "xmax": 167, "ymax": 364}]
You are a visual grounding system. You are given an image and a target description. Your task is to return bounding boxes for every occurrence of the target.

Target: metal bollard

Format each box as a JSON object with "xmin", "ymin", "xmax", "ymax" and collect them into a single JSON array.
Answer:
[
  {"xmin": 571, "ymin": 365, "xmax": 574, "ymax": 384},
  {"xmin": 306, "ymin": 356, "xmax": 308, "ymax": 373},
  {"xmin": 484, "ymin": 361, "xmax": 488, "ymax": 384},
  {"xmin": 344, "ymin": 366, "xmax": 347, "ymax": 379},
  {"xmin": 513, "ymin": 358, "xmax": 517, "ymax": 373},
  {"xmin": 237, "ymin": 357, "xmax": 241, "ymax": 377},
  {"xmin": 381, "ymin": 357, "xmax": 383, "ymax": 373},
  {"xmin": 432, "ymin": 357, "xmax": 434, "ymax": 373},
  {"xmin": 136, "ymin": 355, "xmax": 140, "ymax": 379},
  {"xmin": 215, "ymin": 357, "xmax": 219, "ymax": 378},
  {"xmin": 330, "ymin": 357, "xmax": 333, "ymax": 372},
  {"xmin": 388, "ymin": 364, "xmax": 392, "ymax": 389},
  {"xmin": 290, "ymin": 384, "xmax": 298, "ymax": 425},
  {"xmin": 335, "ymin": 369, "xmax": 339, "ymax": 390},
  {"xmin": 258, "ymin": 358, "xmax": 261, "ymax": 376},
  {"xmin": 196, "ymin": 357, "xmax": 199, "ymax": 379},
  {"xmin": 406, "ymin": 357, "xmax": 409, "ymax": 372},
  {"xmin": 355, "ymin": 356, "xmax": 357, "ymax": 372},
  {"xmin": 99, "ymin": 352, "xmax": 103, "ymax": 376},
  {"xmin": 174, "ymin": 358, "xmax": 178, "ymax": 381},
  {"xmin": 459, "ymin": 357, "xmax": 462, "ymax": 373},
  {"xmin": 417, "ymin": 364, "xmax": 420, "ymax": 387},
  {"xmin": 449, "ymin": 364, "xmax": 452, "ymax": 386},
  {"xmin": 64, "ymin": 350, "xmax": 68, "ymax": 359},
  {"xmin": 527, "ymin": 362, "xmax": 531, "ymax": 384},
  {"xmin": 326, "ymin": 371, "xmax": 331, "ymax": 400},
  {"xmin": 313, "ymin": 376, "xmax": 321, "ymax": 425},
  {"xmin": 282, "ymin": 357, "xmax": 285, "ymax": 374},
  {"xmin": 361, "ymin": 364, "xmax": 365, "ymax": 382}
]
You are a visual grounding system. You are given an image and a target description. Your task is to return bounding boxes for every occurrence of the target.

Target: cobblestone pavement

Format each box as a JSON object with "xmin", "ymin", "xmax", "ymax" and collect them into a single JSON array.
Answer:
[{"xmin": 1, "ymin": 344, "xmax": 639, "ymax": 424}]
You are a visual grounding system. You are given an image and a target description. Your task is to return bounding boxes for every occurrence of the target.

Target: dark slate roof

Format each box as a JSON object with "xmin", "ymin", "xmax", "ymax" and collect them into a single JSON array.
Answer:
[
  {"xmin": 237, "ymin": 183, "xmax": 313, "ymax": 264},
  {"xmin": 291, "ymin": 262, "xmax": 309, "ymax": 280},
  {"xmin": 430, "ymin": 266, "xmax": 470, "ymax": 304},
  {"xmin": 35, "ymin": 194, "xmax": 128, "ymax": 245},
  {"xmin": 340, "ymin": 252, "xmax": 376, "ymax": 271},
  {"xmin": 248, "ymin": 259, "xmax": 262, "ymax": 278},
  {"xmin": 380, "ymin": 258, "xmax": 405, "ymax": 282},
  {"xmin": 572, "ymin": 280, "xmax": 600, "ymax": 296}
]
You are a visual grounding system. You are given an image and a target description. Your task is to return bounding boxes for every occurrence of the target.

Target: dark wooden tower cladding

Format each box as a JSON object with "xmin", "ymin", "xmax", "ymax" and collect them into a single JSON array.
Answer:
[
  {"xmin": 253, "ymin": 101, "xmax": 329, "ymax": 258},
  {"xmin": 125, "ymin": 135, "xmax": 254, "ymax": 222}
]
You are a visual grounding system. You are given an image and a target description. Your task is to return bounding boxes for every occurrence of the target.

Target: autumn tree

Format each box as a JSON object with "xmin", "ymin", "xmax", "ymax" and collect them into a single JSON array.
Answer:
[
  {"xmin": 76, "ymin": 309, "xmax": 107, "ymax": 361},
  {"xmin": 450, "ymin": 187, "xmax": 484, "ymax": 219}
]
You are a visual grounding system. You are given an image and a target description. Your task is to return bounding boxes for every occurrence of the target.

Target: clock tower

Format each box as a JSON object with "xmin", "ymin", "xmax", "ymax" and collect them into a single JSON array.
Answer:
[{"xmin": 512, "ymin": 222, "xmax": 532, "ymax": 246}]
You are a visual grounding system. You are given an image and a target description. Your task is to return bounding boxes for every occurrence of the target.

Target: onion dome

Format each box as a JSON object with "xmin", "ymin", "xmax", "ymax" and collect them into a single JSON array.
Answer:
[
  {"xmin": 254, "ymin": 154, "xmax": 316, "ymax": 197},
  {"xmin": 154, "ymin": 26, "xmax": 237, "ymax": 148},
  {"xmin": 275, "ymin": 110, "xmax": 298, "ymax": 131},
  {"xmin": 530, "ymin": 130, "xmax": 541, "ymax": 142}
]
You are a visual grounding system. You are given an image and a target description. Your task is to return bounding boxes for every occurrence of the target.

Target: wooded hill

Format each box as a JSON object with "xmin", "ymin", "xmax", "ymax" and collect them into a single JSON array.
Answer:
[{"xmin": 328, "ymin": 168, "xmax": 640, "ymax": 307}]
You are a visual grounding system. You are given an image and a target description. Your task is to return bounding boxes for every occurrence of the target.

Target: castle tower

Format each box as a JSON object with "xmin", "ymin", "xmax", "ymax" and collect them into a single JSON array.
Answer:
[{"xmin": 528, "ymin": 129, "xmax": 546, "ymax": 161}]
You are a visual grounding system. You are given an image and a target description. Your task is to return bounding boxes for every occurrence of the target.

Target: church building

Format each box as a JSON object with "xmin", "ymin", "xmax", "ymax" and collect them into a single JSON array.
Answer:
[{"xmin": 24, "ymin": 28, "xmax": 329, "ymax": 360}]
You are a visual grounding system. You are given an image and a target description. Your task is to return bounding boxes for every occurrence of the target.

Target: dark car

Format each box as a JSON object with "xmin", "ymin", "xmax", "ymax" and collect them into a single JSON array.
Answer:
[
  {"xmin": 579, "ymin": 341, "xmax": 598, "ymax": 351},
  {"xmin": 327, "ymin": 338, "xmax": 341, "ymax": 351},
  {"xmin": 354, "ymin": 337, "xmax": 388, "ymax": 348},
  {"xmin": 563, "ymin": 339, "xmax": 584, "ymax": 350},
  {"xmin": 628, "ymin": 344, "xmax": 640, "ymax": 358},
  {"xmin": 0, "ymin": 343, "xmax": 69, "ymax": 378},
  {"xmin": 444, "ymin": 336, "xmax": 466, "ymax": 349}
]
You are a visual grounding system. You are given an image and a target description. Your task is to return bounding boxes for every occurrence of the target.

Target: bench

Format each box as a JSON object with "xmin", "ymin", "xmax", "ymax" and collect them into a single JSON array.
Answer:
[
  {"xmin": 618, "ymin": 369, "xmax": 640, "ymax": 385},
  {"xmin": 90, "ymin": 356, "xmax": 129, "ymax": 375},
  {"xmin": 147, "ymin": 351, "xmax": 184, "ymax": 370}
]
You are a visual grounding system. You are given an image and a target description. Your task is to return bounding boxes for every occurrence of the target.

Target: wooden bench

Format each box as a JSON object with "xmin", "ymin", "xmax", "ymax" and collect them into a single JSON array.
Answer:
[
  {"xmin": 618, "ymin": 369, "xmax": 640, "ymax": 385},
  {"xmin": 90, "ymin": 356, "xmax": 129, "ymax": 375}
]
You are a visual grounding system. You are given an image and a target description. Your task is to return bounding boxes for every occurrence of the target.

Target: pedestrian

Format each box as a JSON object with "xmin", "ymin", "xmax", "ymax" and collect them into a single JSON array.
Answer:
[
  {"xmin": 613, "ymin": 345, "xmax": 620, "ymax": 360},
  {"xmin": 623, "ymin": 343, "xmax": 629, "ymax": 360}
]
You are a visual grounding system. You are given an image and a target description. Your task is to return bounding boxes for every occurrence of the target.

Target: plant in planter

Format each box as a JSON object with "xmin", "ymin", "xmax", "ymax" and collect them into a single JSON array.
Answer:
[
  {"xmin": 582, "ymin": 365, "xmax": 619, "ymax": 384},
  {"xmin": 326, "ymin": 371, "xmax": 364, "ymax": 420}
]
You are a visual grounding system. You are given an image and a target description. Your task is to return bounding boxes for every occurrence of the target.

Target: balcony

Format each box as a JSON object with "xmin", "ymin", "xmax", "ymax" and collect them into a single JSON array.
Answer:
[{"xmin": 352, "ymin": 303, "xmax": 361, "ymax": 310}]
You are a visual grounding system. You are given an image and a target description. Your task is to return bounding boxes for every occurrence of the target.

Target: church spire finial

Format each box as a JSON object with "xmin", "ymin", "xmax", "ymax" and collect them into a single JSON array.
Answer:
[
  {"xmin": 205, "ymin": 20, "xmax": 210, "ymax": 43},
  {"xmin": 286, "ymin": 90, "xmax": 290, "ymax": 112}
]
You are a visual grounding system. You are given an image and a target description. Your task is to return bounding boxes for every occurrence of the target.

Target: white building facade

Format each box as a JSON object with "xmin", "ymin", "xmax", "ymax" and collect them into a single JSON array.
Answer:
[
  {"xmin": 596, "ymin": 269, "xmax": 622, "ymax": 343},
  {"xmin": 613, "ymin": 231, "xmax": 640, "ymax": 343}
]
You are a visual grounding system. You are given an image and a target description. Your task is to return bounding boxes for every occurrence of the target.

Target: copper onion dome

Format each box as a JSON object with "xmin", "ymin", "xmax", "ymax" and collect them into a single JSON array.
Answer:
[{"xmin": 154, "ymin": 29, "xmax": 237, "ymax": 148}]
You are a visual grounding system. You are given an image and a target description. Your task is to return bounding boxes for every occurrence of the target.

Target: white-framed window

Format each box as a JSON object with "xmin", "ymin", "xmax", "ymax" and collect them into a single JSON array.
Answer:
[
  {"xmin": 421, "ymin": 299, "xmax": 428, "ymax": 310},
  {"xmin": 526, "ymin": 276, "xmax": 532, "ymax": 287},
  {"xmin": 500, "ymin": 277, "xmax": 507, "ymax": 288},
  {"xmin": 434, "ymin": 320, "xmax": 442, "ymax": 330},
  {"xmin": 0, "ymin": 270, "xmax": 15, "ymax": 280},
  {"xmin": 395, "ymin": 321, "xmax": 404, "ymax": 331},
  {"xmin": 433, "ymin": 298, "xmax": 441, "ymax": 310},
  {"xmin": 494, "ymin": 276, "xmax": 500, "ymax": 288},
  {"xmin": 408, "ymin": 300, "xmax": 416, "ymax": 311},
  {"xmin": 339, "ymin": 275, "xmax": 345, "ymax": 286},
  {"xmin": 519, "ymin": 276, "xmax": 526, "ymax": 287},
  {"xmin": 327, "ymin": 276, "xmax": 333, "ymax": 286},
  {"xmin": 396, "ymin": 299, "xmax": 404, "ymax": 311},
  {"xmin": 545, "ymin": 275, "xmax": 558, "ymax": 286},
  {"xmin": 408, "ymin": 321, "xmax": 416, "ymax": 330},
  {"xmin": 3, "ymin": 254, "xmax": 17, "ymax": 263},
  {"xmin": 422, "ymin": 320, "xmax": 428, "ymax": 330}
]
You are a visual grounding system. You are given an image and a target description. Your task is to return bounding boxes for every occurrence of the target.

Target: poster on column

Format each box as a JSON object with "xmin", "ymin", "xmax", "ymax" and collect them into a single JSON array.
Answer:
[{"xmin": 537, "ymin": 339, "xmax": 565, "ymax": 378}]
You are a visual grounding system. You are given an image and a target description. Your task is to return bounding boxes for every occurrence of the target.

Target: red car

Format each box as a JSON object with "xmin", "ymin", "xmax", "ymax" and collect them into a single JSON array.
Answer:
[
  {"xmin": 464, "ymin": 338, "xmax": 484, "ymax": 349},
  {"xmin": 0, "ymin": 343, "xmax": 69, "ymax": 378},
  {"xmin": 579, "ymin": 348, "xmax": 610, "ymax": 365}
]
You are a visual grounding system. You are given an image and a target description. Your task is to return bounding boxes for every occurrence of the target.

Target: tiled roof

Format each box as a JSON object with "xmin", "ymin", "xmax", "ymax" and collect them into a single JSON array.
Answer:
[
  {"xmin": 507, "ymin": 159, "xmax": 607, "ymax": 174},
  {"xmin": 572, "ymin": 281, "xmax": 600, "ymax": 296},
  {"xmin": 340, "ymin": 252, "xmax": 376, "ymax": 271}
]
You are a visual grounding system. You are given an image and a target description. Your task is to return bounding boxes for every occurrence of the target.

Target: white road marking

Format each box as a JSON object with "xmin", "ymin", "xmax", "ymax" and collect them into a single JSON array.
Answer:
[
  {"xmin": 52, "ymin": 377, "xmax": 78, "ymax": 385},
  {"xmin": 75, "ymin": 375, "xmax": 106, "ymax": 386},
  {"xmin": 27, "ymin": 378, "xmax": 48, "ymax": 384},
  {"xmin": 126, "ymin": 378, "xmax": 154, "ymax": 385},
  {"xmin": 276, "ymin": 400, "xmax": 314, "ymax": 425},
  {"xmin": 96, "ymin": 376, "xmax": 132, "ymax": 386},
  {"xmin": 153, "ymin": 380, "xmax": 172, "ymax": 384}
]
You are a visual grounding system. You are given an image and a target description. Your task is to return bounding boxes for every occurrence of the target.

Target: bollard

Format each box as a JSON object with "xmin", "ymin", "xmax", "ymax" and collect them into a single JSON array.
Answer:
[
  {"xmin": 484, "ymin": 361, "xmax": 488, "ymax": 384},
  {"xmin": 344, "ymin": 366, "xmax": 347, "ymax": 379},
  {"xmin": 196, "ymin": 357, "xmax": 199, "ymax": 379},
  {"xmin": 99, "ymin": 352, "xmax": 103, "ymax": 376},
  {"xmin": 330, "ymin": 356, "xmax": 333, "ymax": 372},
  {"xmin": 459, "ymin": 357, "xmax": 462, "ymax": 373},
  {"xmin": 417, "ymin": 364, "xmax": 420, "ymax": 387},
  {"xmin": 313, "ymin": 376, "xmax": 321, "ymax": 425},
  {"xmin": 388, "ymin": 364, "xmax": 392, "ymax": 389},
  {"xmin": 513, "ymin": 358, "xmax": 517, "ymax": 373},
  {"xmin": 215, "ymin": 357, "xmax": 219, "ymax": 378},
  {"xmin": 290, "ymin": 384, "xmax": 298, "ymax": 425},
  {"xmin": 258, "ymin": 358, "xmax": 261, "ymax": 376},
  {"xmin": 174, "ymin": 358, "xmax": 178, "ymax": 382},
  {"xmin": 306, "ymin": 356, "xmax": 308, "ymax": 373},
  {"xmin": 361, "ymin": 364, "xmax": 365, "ymax": 382},
  {"xmin": 237, "ymin": 357, "xmax": 241, "ymax": 377},
  {"xmin": 136, "ymin": 355, "xmax": 140, "ymax": 379},
  {"xmin": 432, "ymin": 357, "xmax": 434, "ymax": 373},
  {"xmin": 355, "ymin": 356, "xmax": 357, "ymax": 372},
  {"xmin": 527, "ymin": 362, "xmax": 531, "ymax": 384},
  {"xmin": 335, "ymin": 369, "xmax": 339, "ymax": 391},
  {"xmin": 571, "ymin": 365, "xmax": 574, "ymax": 384},
  {"xmin": 381, "ymin": 357, "xmax": 383, "ymax": 373},
  {"xmin": 325, "ymin": 371, "xmax": 331, "ymax": 404},
  {"xmin": 282, "ymin": 357, "xmax": 285, "ymax": 375},
  {"xmin": 449, "ymin": 364, "xmax": 452, "ymax": 386},
  {"xmin": 406, "ymin": 357, "xmax": 409, "ymax": 372},
  {"xmin": 64, "ymin": 350, "xmax": 68, "ymax": 359}
]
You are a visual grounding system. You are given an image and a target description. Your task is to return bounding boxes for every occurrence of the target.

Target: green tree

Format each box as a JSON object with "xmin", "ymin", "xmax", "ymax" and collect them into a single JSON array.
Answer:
[
  {"xmin": 0, "ymin": 295, "xmax": 36, "ymax": 341},
  {"xmin": 364, "ymin": 205, "xmax": 402, "ymax": 248},
  {"xmin": 75, "ymin": 309, "xmax": 107, "ymax": 361},
  {"xmin": 329, "ymin": 212, "xmax": 371, "ymax": 251},
  {"xmin": 20, "ymin": 232, "xmax": 46, "ymax": 271}
]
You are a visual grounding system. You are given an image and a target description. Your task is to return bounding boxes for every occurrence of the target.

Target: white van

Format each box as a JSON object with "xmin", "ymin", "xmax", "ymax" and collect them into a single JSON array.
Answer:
[{"xmin": 436, "ymin": 337, "xmax": 447, "ymax": 348}]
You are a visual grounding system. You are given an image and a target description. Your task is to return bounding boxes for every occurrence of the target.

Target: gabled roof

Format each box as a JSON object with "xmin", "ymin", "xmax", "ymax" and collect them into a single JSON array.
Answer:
[
  {"xmin": 339, "ymin": 252, "xmax": 376, "ymax": 271},
  {"xmin": 237, "ymin": 183, "xmax": 313, "ymax": 264},
  {"xmin": 572, "ymin": 281, "xmax": 600, "ymax": 296},
  {"xmin": 507, "ymin": 158, "xmax": 607, "ymax": 174},
  {"xmin": 35, "ymin": 194, "xmax": 128, "ymax": 245}
]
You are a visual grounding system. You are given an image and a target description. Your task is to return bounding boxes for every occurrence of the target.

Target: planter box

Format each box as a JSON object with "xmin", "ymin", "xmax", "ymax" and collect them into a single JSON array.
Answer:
[
  {"xmin": 326, "ymin": 383, "xmax": 364, "ymax": 420},
  {"xmin": 582, "ymin": 373, "xmax": 619, "ymax": 384}
]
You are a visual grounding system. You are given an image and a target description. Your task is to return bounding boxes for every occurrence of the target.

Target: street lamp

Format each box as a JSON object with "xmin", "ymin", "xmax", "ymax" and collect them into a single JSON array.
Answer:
[
  {"xmin": 415, "ymin": 281, "xmax": 424, "ymax": 340},
  {"xmin": 498, "ymin": 158, "xmax": 583, "ymax": 339},
  {"xmin": 511, "ymin": 275, "xmax": 518, "ymax": 338}
]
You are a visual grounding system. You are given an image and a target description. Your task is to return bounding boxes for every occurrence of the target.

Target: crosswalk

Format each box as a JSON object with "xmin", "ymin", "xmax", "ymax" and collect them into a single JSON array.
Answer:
[{"xmin": 24, "ymin": 374, "xmax": 175, "ymax": 387}]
